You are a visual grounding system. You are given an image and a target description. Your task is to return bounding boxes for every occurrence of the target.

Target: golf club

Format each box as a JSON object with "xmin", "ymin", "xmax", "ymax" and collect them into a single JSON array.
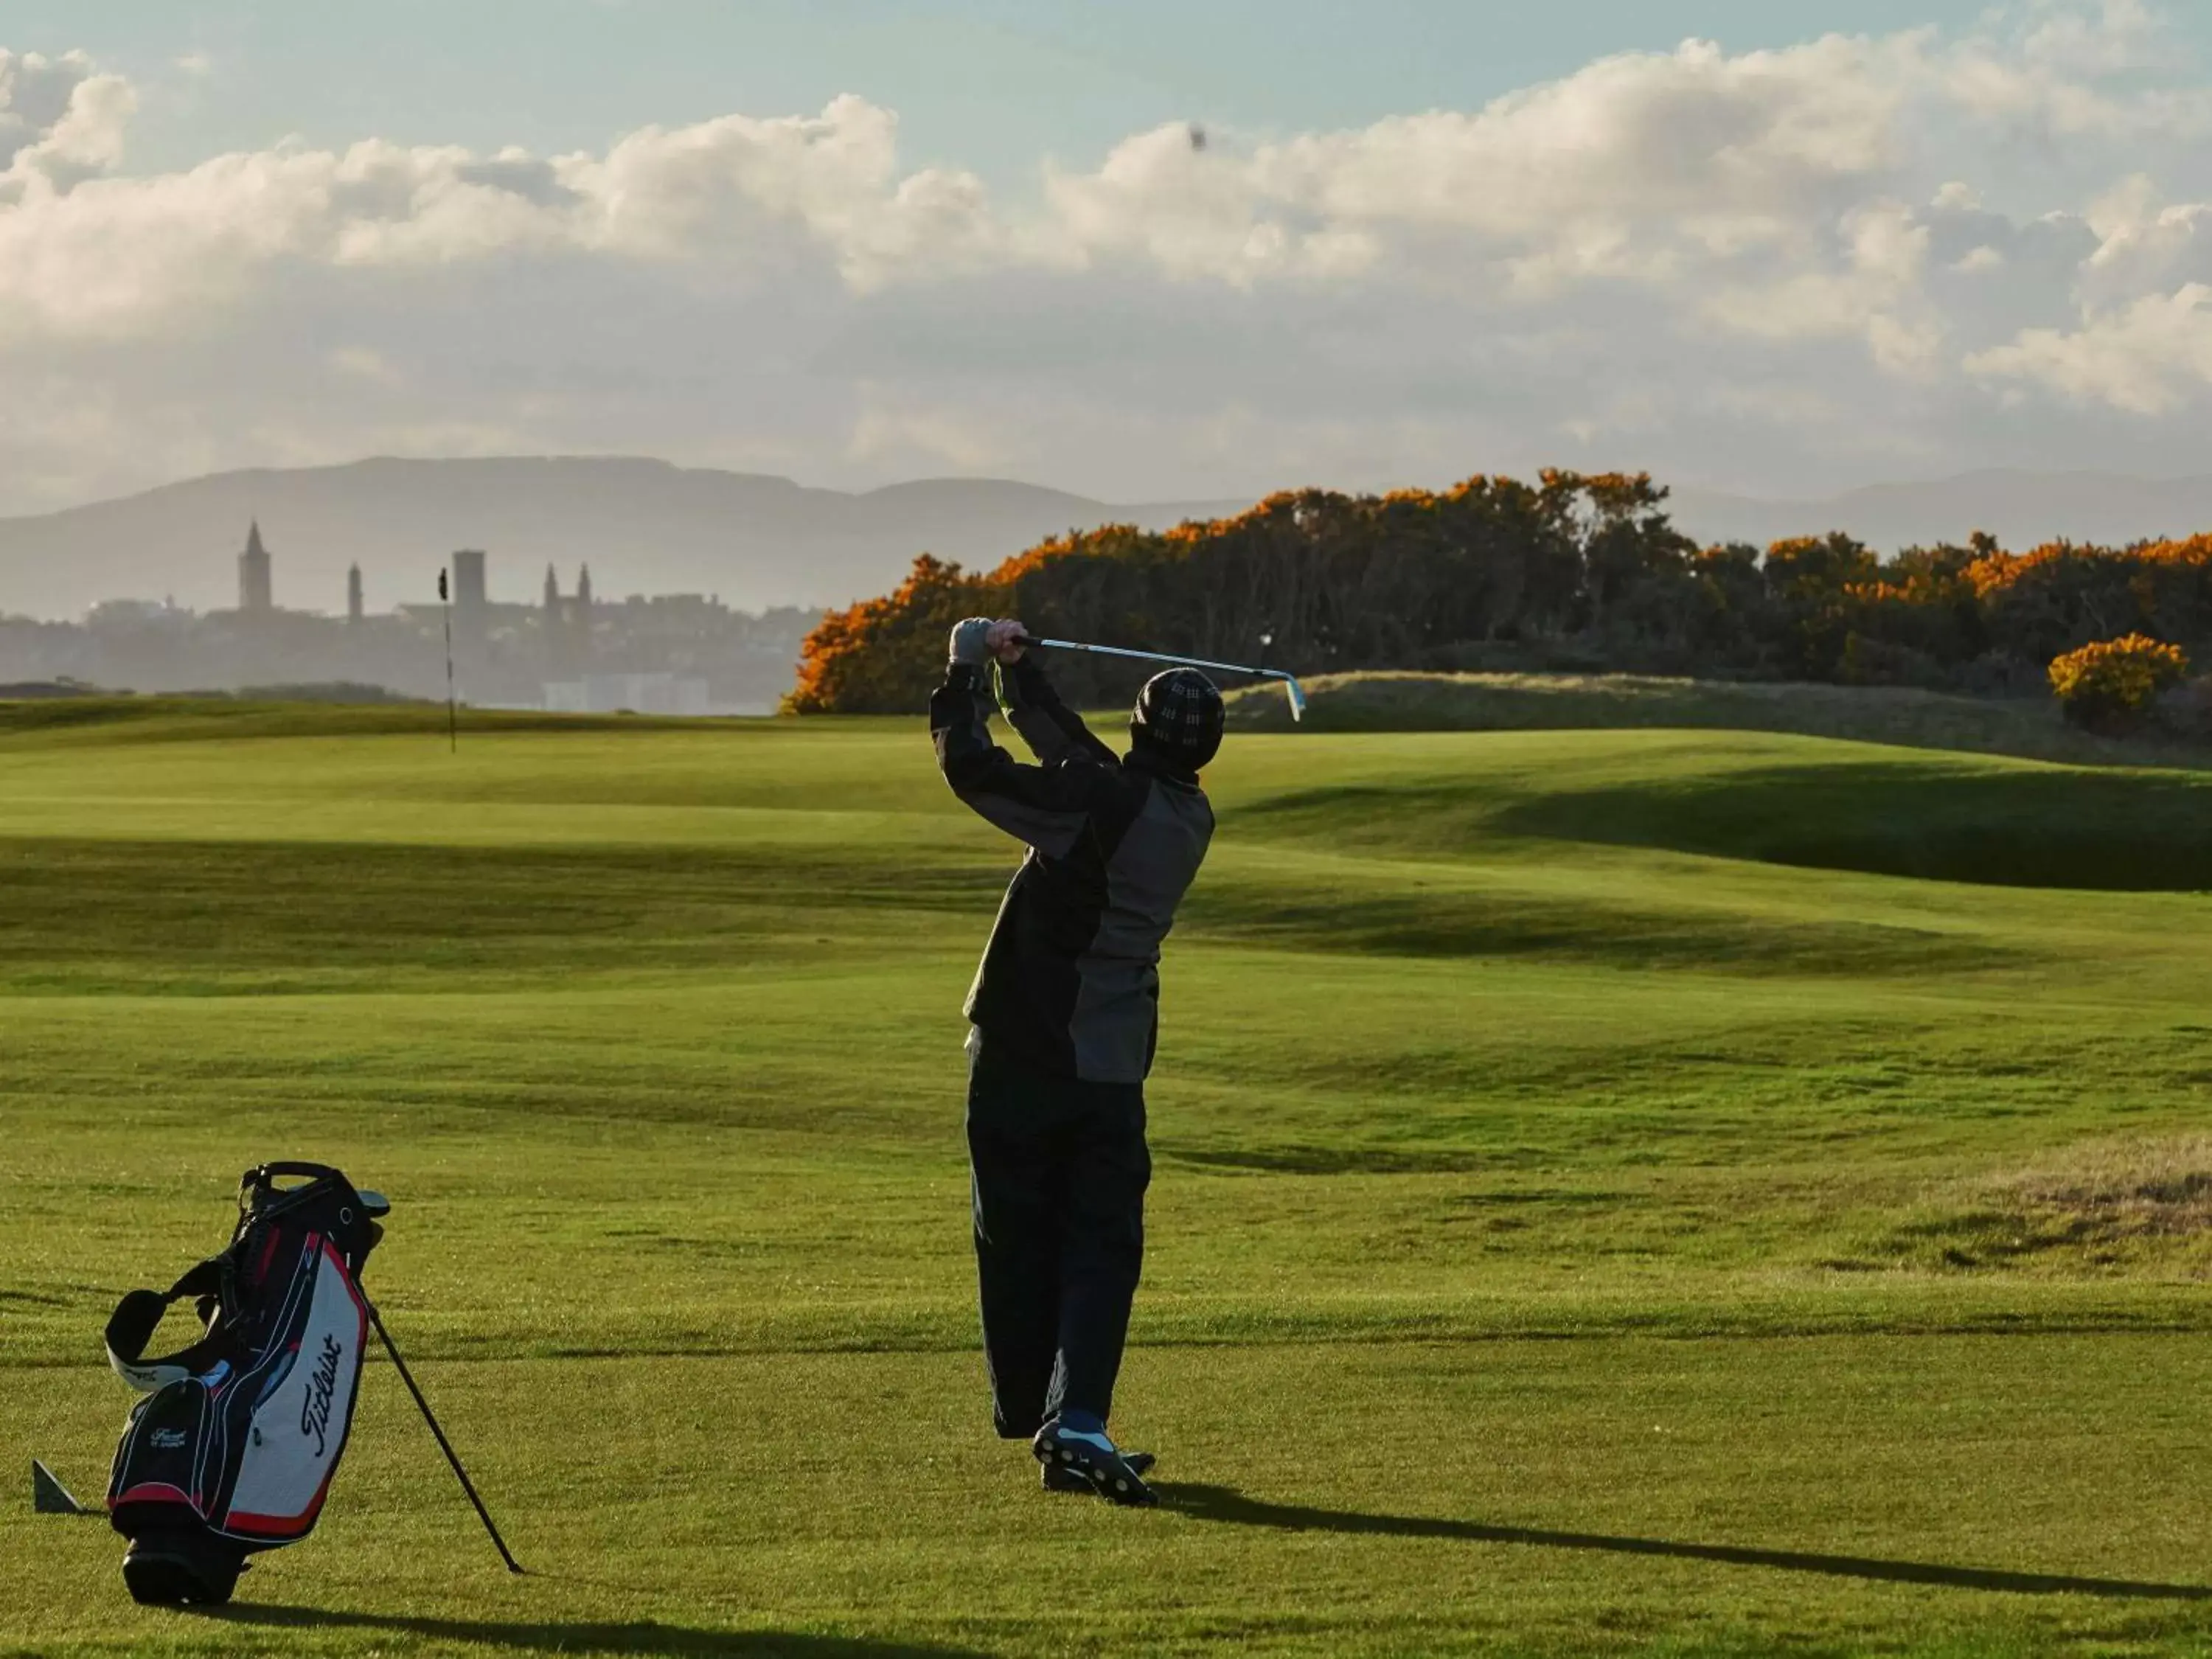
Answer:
[{"xmin": 1010, "ymin": 635, "xmax": 1307, "ymax": 723}]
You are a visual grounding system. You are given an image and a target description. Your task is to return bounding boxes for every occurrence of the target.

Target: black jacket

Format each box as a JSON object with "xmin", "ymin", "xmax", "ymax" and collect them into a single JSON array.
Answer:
[{"xmin": 932, "ymin": 654, "xmax": 1214, "ymax": 1083}]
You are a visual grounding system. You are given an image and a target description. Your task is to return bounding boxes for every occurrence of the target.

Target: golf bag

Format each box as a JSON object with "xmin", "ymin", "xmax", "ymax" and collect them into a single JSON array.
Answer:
[{"xmin": 104, "ymin": 1163, "xmax": 387, "ymax": 1605}]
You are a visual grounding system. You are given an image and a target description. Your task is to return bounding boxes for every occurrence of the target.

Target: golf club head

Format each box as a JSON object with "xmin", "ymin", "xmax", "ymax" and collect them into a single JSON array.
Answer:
[{"xmin": 1281, "ymin": 678, "xmax": 1307, "ymax": 723}]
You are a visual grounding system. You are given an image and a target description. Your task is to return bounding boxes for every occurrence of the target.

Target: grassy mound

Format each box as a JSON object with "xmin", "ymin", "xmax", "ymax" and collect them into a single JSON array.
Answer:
[
  {"xmin": 1503, "ymin": 755, "xmax": 2212, "ymax": 889},
  {"xmin": 1224, "ymin": 728, "xmax": 2212, "ymax": 891},
  {"xmin": 1227, "ymin": 669, "xmax": 2201, "ymax": 768}
]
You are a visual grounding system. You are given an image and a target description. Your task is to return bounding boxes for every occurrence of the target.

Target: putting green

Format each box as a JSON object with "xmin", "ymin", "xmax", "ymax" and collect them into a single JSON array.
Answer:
[{"xmin": 2, "ymin": 703, "xmax": 2208, "ymax": 1655}]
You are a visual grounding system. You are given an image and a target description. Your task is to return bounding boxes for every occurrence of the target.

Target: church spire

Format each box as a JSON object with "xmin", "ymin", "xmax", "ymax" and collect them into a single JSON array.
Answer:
[
  {"xmin": 238, "ymin": 518, "xmax": 273, "ymax": 614},
  {"xmin": 571, "ymin": 563, "xmax": 594, "ymax": 667}
]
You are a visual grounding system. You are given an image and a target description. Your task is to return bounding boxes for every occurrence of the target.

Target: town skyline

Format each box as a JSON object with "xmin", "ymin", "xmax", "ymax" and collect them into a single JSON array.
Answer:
[{"xmin": 4, "ymin": 515, "xmax": 815, "ymax": 714}]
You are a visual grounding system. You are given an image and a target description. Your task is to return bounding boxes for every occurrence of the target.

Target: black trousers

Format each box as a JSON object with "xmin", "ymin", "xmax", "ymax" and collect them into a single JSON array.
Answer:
[{"xmin": 965, "ymin": 1038, "xmax": 1151, "ymax": 1438}]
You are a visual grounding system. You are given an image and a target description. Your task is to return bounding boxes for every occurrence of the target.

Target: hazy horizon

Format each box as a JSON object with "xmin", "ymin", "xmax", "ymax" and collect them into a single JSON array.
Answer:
[
  {"xmin": 4, "ymin": 0, "xmax": 2212, "ymax": 522},
  {"xmin": 16, "ymin": 446, "xmax": 2212, "ymax": 527},
  {"xmin": 13, "ymin": 451, "xmax": 2212, "ymax": 624}
]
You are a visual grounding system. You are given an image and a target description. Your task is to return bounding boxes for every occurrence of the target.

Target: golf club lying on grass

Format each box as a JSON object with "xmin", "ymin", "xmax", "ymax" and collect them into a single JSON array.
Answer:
[{"xmin": 1010, "ymin": 635, "xmax": 1307, "ymax": 722}]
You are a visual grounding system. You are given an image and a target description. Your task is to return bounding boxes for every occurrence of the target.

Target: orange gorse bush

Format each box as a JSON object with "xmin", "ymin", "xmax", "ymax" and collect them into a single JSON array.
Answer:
[
  {"xmin": 1970, "ymin": 534, "xmax": 2212, "ymax": 597},
  {"xmin": 2047, "ymin": 633, "xmax": 2189, "ymax": 728},
  {"xmin": 781, "ymin": 469, "xmax": 2212, "ymax": 720},
  {"xmin": 785, "ymin": 471, "xmax": 1677, "ymax": 713}
]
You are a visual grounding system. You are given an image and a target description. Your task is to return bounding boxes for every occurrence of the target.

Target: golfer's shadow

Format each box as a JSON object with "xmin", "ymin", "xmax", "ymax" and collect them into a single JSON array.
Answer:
[
  {"xmin": 203, "ymin": 1606, "xmax": 978, "ymax": 1656},
  {"xmin": 1158, "ymin": 1484, "xmax": 2212, "ymax": 1601}
]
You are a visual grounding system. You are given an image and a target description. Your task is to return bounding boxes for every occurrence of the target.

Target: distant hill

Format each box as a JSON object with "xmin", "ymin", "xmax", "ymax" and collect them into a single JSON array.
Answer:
[
  {"xmin": 1668, "ymin": 470, "xmax": 2212, "ymax": 554},
  {"xmin": 0, "ymin": 456, "xmax": 1244, "ymax": 620},
  {"xmin": 13, "ymin": 457, "xmax": 2212, "ymax": 623}
]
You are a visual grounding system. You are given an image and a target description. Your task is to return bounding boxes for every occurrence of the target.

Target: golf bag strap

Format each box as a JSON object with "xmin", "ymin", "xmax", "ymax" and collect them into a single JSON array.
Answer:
[{"xmin": 105, "ymin": 1259, "xmax": 228, "ymax": 1394}]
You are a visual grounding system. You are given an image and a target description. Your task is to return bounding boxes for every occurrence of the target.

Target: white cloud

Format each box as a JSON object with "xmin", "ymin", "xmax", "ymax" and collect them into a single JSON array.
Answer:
[
  {"xmin": 845, "ymin": 386, "xmax": 1009, "ymax": 472},
  {"xmin": 5, "ymin": 5, "xmax": 2212, "ymax": 515},
  {"xmin": 2020, "ymin": 0, "xmax": 2164, "ymax": 74},
  {"xmin": 2075, "ymin": 177, "xmax": 2212, "ymax": 302},
  {"xmin": 1967, "ymin": 284, "xmax": 2212, "ymax": 411},
  {"xmin": 0, "ymin": 49, "xmax": 133, "ymax": 191}
]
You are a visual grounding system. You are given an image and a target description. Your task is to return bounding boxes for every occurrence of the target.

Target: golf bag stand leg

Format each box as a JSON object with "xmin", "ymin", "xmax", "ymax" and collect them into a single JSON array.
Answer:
[{"xmin": 366, "ymin": 1300, "xmax": 524, "ymax": 1573}]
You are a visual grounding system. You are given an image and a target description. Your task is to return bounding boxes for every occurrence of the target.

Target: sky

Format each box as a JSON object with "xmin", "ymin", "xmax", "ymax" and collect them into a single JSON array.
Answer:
[{"xmin": 4, "ymin": 0, "xmax": 2212, "ymax": 513}]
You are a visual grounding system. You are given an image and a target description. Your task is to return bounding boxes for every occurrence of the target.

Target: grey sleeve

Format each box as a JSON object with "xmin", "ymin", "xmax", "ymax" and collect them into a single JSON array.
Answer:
[
  {"xmin": 998, "ymin": 655, "xmax": 1118, "ymax": 769},
  {"xmin": 931, "ymin": 664, "xmax": 1101, "ymax": 858}
]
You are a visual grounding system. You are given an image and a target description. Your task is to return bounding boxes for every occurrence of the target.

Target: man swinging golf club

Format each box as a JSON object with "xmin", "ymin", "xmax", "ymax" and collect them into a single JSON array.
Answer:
[{"xmin": 931, "ymin": 616, "xmax": 1222, "ymax": 1506}]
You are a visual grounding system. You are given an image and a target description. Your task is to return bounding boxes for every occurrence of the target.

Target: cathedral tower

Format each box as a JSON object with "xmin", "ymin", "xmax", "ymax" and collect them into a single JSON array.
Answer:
[{"xmin": 238, "ymin": 521, "xmax": 273, "ymax": 614}]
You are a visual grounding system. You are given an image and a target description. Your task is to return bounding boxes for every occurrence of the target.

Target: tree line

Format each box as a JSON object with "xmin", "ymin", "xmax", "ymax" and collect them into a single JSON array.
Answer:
[{"xmin": 782, "ymin": 470, "xmax": 2212, "ymax": 714}]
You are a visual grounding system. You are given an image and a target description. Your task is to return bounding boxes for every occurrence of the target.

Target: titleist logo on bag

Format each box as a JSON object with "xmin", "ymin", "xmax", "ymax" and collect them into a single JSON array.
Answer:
[{"xmin": 301, "ymin": 1332, "xmax": 344, "ymax": 1457}]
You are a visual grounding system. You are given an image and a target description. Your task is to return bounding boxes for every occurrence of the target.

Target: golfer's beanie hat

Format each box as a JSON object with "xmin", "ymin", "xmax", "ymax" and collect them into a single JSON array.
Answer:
[{"xmin": 1131, "ymin": 668, "xmax": 1224, "ymax": 768}]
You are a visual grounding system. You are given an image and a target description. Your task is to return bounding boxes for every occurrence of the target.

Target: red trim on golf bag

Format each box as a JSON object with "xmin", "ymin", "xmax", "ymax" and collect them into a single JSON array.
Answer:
[{"xmin": 113, "ymin": 1483, "xmax": 195, "ymax": 1507}]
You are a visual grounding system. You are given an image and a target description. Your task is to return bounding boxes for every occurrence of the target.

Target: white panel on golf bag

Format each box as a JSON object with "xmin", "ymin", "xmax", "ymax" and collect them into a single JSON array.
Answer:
[{"xmin": 220, "ymin": 1239, "xmax": 367, "ymax": 1541}]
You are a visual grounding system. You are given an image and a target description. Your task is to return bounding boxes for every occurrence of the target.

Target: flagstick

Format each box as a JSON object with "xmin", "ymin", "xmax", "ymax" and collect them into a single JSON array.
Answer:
[{"xmin": 439, "ymin": 568, "xmax": 456, "ymax": 754}]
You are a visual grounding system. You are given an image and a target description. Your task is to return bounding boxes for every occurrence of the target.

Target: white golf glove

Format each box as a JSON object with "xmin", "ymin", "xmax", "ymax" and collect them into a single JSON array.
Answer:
[{"xmin": 948, "ymin": 616, "xmax": 995, "ymax": 669}]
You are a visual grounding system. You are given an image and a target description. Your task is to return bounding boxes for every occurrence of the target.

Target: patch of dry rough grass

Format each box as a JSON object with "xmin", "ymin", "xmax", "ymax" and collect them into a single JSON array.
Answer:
[
  {"xmin": 1873, "ymin": 1135, "xmax": 2212, "ymax": 1277},
  {"xmin": 1986, "ymin": 1135, "xmax": 2212, "ymax": 1241}
]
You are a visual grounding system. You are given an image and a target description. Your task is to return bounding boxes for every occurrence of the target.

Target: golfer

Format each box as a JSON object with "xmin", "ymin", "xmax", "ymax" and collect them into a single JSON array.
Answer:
[{"xmin": 931, "ymin": 616, "xmax": 1222, "ymax": 1506}]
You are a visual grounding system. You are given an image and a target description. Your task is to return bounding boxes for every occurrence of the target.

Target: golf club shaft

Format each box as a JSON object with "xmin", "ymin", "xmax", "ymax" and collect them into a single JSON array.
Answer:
[
  {"xmin": 1013, "ymin": 636, "xmax": 1294, "ymax": 686},
  {"xmin": 367, "ymin": 1300, "xmax": 523, "ymax": 1574}
]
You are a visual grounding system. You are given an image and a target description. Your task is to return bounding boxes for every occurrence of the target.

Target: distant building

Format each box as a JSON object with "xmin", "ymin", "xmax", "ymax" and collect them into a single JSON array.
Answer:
[
  {"xmin": 543, "ymin": 564, "xmax": 572, "ymax": 676},
  {"xmin": 85, "ymin": 599, "xmax": 185, "ymax": 627},
  {"xmin": 347, "ymin": 563, "xmax": 364, "ymax": 625},
  {"xmin": 238, "ymin": 521, "xmax": 273, "ymax": 614},
  {"xmin": 541, "ymin": 564, "xmax": 597, "ymax": 677},
  {"xmin": 451, "ymin": 549, "xmax": 487, "ymax": 644}
]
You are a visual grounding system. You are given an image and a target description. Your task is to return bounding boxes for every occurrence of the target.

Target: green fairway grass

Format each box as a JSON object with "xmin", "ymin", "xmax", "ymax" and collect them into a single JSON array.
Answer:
[{"xmin": 3, "ymin": 700, "xmax": 2210, "ymax": 1655}]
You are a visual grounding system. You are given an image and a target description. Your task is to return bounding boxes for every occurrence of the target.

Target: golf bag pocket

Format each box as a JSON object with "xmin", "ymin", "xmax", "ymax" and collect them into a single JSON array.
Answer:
[{"xmin": 105, "ymin": 1164, "xmax": 384, "ymax": 1600}]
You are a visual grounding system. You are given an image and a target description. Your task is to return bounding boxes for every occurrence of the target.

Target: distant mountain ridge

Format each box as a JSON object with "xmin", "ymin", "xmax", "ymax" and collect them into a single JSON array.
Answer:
[
  {"xmin": 1667, "ymin": 470, "xmax": 2212, "ymax": 556},
  {"xmin": 0, "ymin": 456, "xmax": 1244, "ymax": 621},
  {"xmin": 7, "ymin": 457, "xmax": 2211, "ymax": 623}
]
